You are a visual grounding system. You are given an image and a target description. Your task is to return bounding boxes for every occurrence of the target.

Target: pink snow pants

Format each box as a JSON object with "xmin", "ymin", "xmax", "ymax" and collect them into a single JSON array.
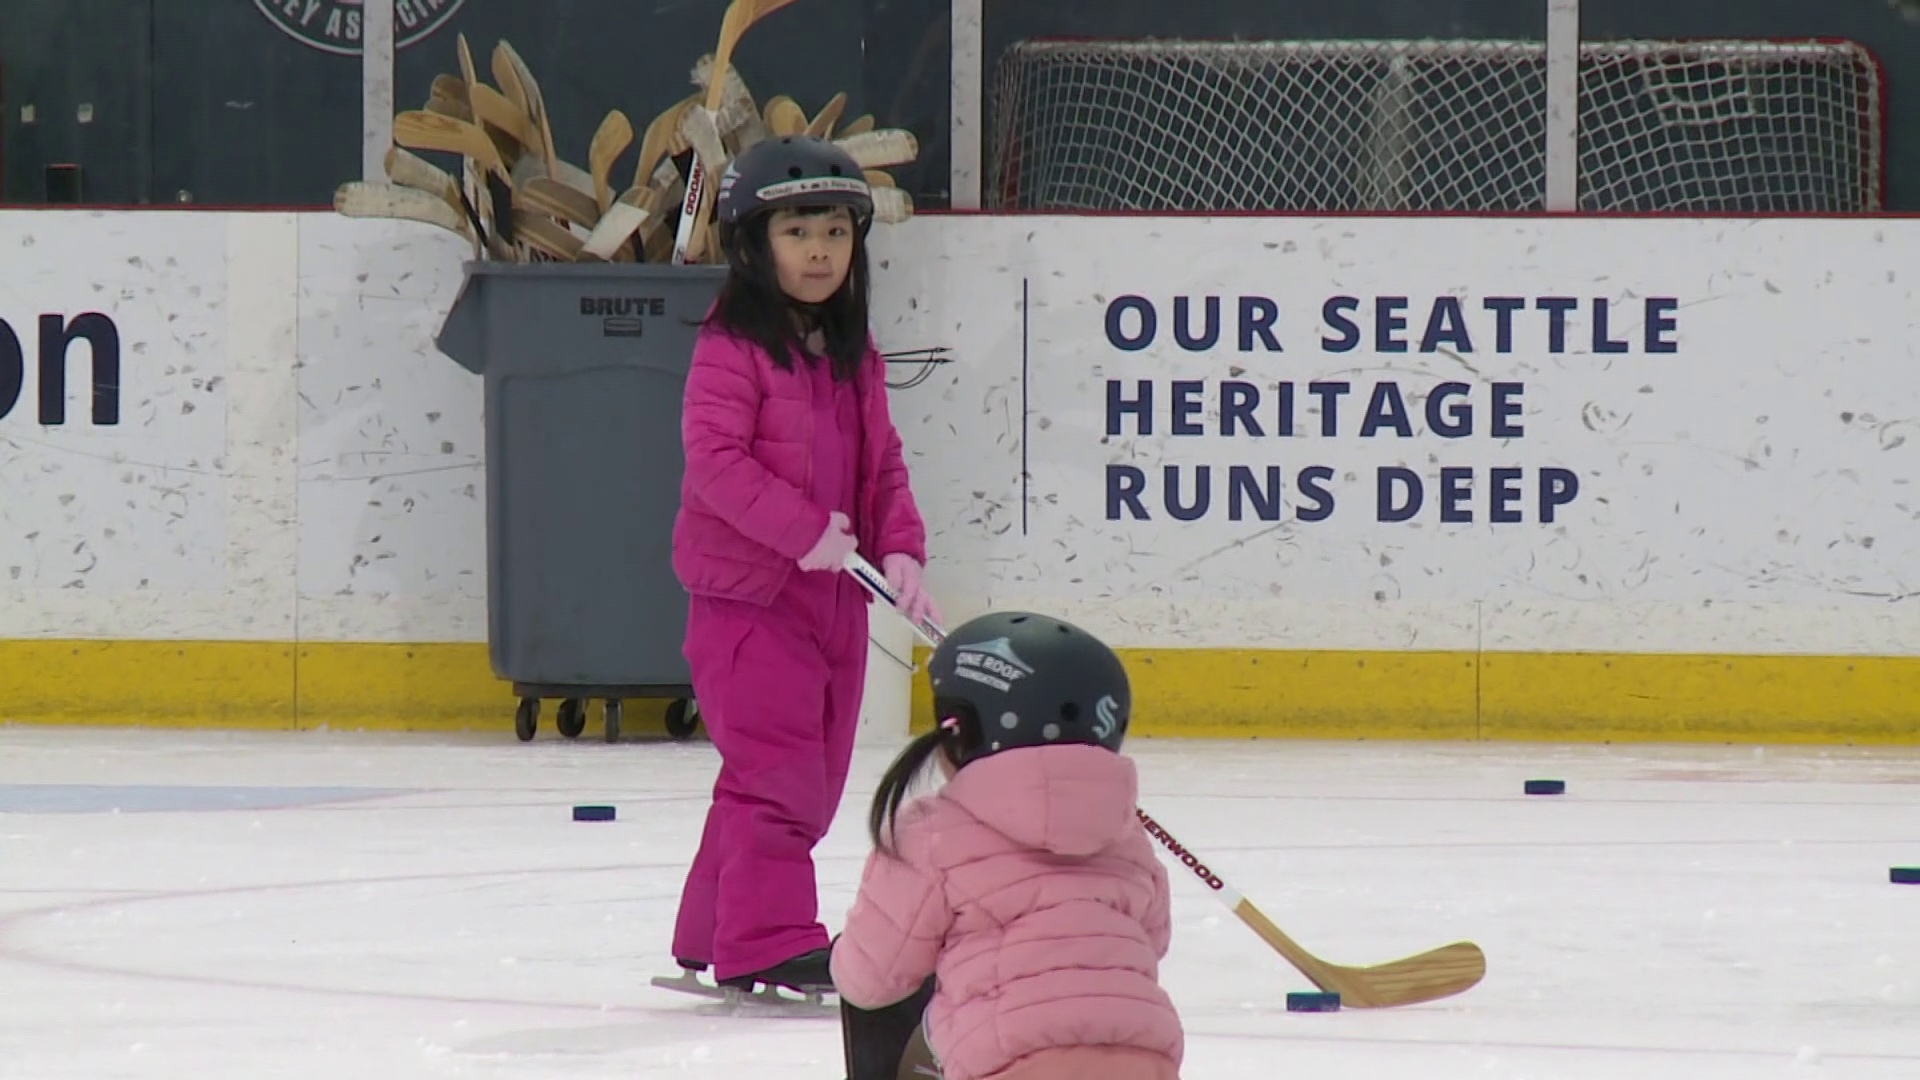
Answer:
[{"xmin": 671, "ymin": 570, "xmax": 869, "ymax": 980}]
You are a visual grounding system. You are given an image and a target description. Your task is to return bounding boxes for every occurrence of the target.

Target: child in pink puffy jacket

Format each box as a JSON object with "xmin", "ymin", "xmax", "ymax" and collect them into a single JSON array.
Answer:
[
  {"xmin": 831, "ymin": 612, "xmax": 1185, "ymax": 1080},
  {"xmin": 664, "ymin": 135, "xmax": 938, "ymax": 998}
]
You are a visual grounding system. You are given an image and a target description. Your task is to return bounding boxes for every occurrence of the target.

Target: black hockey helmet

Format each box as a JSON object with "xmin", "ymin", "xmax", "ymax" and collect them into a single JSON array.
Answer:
[
  {"xmin": 716, "ymin": 134, "xmax": 873, "ymax": 234},
  {"xmin": 927, "ymin": 611, "xmax": 1131, "ymax": 766}
]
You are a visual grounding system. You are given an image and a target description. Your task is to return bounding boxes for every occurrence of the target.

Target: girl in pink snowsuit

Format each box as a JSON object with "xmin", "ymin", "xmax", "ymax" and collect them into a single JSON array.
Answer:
[
  {"xmin": 831, "ymin": 612, "xmax": 1185, "ymax": 1080},
  {"xmin": 667, "ymin": 135, "xmax": 937, "ymax": 994}
]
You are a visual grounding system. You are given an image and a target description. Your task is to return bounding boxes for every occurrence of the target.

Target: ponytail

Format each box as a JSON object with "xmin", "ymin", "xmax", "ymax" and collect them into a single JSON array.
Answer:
[{"xmin": 868, "ymin": 728, "xmax": 948, "ymax": 858}]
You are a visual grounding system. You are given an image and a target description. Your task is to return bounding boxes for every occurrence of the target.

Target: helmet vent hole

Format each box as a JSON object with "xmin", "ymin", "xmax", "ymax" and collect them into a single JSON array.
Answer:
[
  {"xmin": 1009, "ymin": 615, "xmax": 1028, "ymax": 624},
  {"xmin": 830, "ymin": 164, "xmax": 844, "ymax": 175},
  {"xmin": 1059, "ymin": 702, "xmax": 1080, "ymax": 724},
  {"xmin": 787, "ymin": 165, "xmax": 803, "ymax": 178}
]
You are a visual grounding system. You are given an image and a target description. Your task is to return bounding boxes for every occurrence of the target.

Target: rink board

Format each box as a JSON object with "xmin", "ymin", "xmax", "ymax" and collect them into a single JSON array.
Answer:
[{"xmin": 0, "ymin": 209, "xmax": 1917, "ymax": 743}]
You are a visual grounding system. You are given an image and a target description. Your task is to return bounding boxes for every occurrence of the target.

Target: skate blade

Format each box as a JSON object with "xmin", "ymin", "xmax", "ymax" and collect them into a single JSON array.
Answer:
[
  {"xmin": 706, "ymin": 984, "xmax": 837, "ymax": 1018},
  {"xmin": 652, "ymin": 970, "xmax": 836, "ymax": 1017},
  {"xmin": 649, "ymin": 970, "xmax": 729, "ymax": 1000}
]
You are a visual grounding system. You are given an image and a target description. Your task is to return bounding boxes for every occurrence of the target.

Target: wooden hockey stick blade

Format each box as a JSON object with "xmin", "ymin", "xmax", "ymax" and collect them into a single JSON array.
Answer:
[
  {"xmin": 510, "ymin": 206, "xmax": 585, "ymax": 261},
  {"xmin": 430, "ymin": 73, "xmax": 466, "ymax": 104},
  {"xmin": 578, "ymin": 196, "xmax": 649, "ymax": 261},
  {"xmin": 392, "ymin": 111, "xmax": 507, "ymax": 178},
  {"xmin": 384, "ymin": 145, "xmax": 486, "ymax": 255},
  {"xmin": 864, "ymin": 168, "xmax": 896, "ymax": 187},
  {"xmin": 425, "ymin": 90, "xmax": 473, "ymax": 124},
  {"xmin": 871, "ymin": 185, "xmax": 913, "ymax": 225},
  {"xmin": 634, "ymin": 94, "xmax": 699, "ymax": 190},
  {"xmin": 589, "ymin": 110, "xmax": 634, "ymax": 213},
  {"xmin": 470, "ymin": 83, "xmax": 536, "ymax": 149},
  {"xmin": 495, "ymin": 41, "xmax": 559, "ymax": 180},
  {"xmin": 837, "ymin": 129, "xmax": 918, "ymax": 169},
  {"xmin": 679, "ymin": 105, "xmax": 729, "ymax": 175},
  {"xmin": 1230, "ymin": 895, "xmax": 1487, "ymax": 1009},
  {"xmin": 806, "ymin": 92, "xmax": 848, "ymax": 139},
  {"xmin": 1136, "ymin": 807, "xmax": 1487, "ymax": 1009},
  {"xmin": 838, "ymin": 114, "xmax": 875, "ymax": 137},
  {"xmin": 334, "ymin": 182, "xmax": 473, "ymax": 243},
  {"xmin": 520, "ymin": 176, "xmax": 601, "ymax": 230},
  {"xmin": 765, "ymin": 97, "xmax": 807, "ymax": 136}
]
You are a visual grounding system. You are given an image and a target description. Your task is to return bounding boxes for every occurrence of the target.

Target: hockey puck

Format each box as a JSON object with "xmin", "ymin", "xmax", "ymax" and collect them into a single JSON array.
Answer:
[
  {"xmin": 1286, "ymin": 991, "xmax": 1341, "ymax": 1013},
  {"xmin": 573, "ymin": 805, "xmax": 616, "ymax": 822},
  {"xmin": 1524, "ymin": 779, "xmax": 1566, "ymax": 796},
  {"xmin": 1892, "ymin": 867, "xmax": 1920, "ymax": 885}
]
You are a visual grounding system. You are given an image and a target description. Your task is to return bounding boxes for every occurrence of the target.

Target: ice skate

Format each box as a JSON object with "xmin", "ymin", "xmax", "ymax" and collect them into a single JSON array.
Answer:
[
  {"xmin": 716, "ymin": 947, "xmax": 838, "ymax": 1016},
  {"xmin": 653, "ymin": 950, "xmax": 839, "ymax": 1017}
]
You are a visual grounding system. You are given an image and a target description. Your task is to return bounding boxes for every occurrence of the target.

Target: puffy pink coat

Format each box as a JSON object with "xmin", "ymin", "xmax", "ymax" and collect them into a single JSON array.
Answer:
[
  {"xmin": 831, "ymin": 745, "xmax": 1184, "ymax": 1080},
  {"xmin": 672, "ymin": 325, "xmax": 927, "ymax": 604}
]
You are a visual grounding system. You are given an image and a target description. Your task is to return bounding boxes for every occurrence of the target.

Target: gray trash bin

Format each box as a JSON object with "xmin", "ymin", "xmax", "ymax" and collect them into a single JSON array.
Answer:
[{"xmin": 434, "ymin": 261, "xmax": 728, "ymax": 743}]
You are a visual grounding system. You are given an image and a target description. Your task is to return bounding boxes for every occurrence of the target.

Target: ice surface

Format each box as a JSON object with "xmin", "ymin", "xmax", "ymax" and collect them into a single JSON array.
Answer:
[{"xmin": 1, "ymin": 727, "xmax": 1916, "ymax": 1079}]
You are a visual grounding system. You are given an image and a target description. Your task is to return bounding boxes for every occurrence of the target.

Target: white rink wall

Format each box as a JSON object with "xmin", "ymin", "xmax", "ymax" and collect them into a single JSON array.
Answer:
[{"xmin": 1, "ymin": 209, "xmax": 1917, "ymax": 660}]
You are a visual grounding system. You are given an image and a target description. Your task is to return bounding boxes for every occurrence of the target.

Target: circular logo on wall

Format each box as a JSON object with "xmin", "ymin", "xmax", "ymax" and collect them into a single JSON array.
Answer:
[{"xmin": 253, "ymin": 0, "xmax": 468, "ymax": 56}]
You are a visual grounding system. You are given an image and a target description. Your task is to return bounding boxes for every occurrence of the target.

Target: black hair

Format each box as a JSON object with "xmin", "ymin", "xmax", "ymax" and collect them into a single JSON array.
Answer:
[
  {"xmin": 869, "ymin": 701, "xmax": 982, "ymax": 857},
  {"xmin": 705, "ymin": 205, "xmax": 870, "ymax": 382}
]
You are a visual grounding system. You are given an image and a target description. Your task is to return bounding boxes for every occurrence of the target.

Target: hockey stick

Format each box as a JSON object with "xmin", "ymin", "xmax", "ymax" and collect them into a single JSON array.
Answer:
[
  {"xmin": 805, "ymin": 92, "xmax": 848, "ymax": 139},
  {"xmin": 674, "ymin": 0, "xmax": 800, "ymax": 265},
  {"xmin": 840, "ymin": 552, "xmax": 1488, "ymax": 1009},
  {"xmin": 589, "ymin": 110, "xmax": 634, "ymax": 213}
]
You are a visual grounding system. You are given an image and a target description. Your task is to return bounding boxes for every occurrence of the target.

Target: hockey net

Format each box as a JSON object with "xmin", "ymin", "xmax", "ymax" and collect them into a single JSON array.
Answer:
[{"xmin": 987, "ymin": 38, "xmax": 1884, "ymax": 213}]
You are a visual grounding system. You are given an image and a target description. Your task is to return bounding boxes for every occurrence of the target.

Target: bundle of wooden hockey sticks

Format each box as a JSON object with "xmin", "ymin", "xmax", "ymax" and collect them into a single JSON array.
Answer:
[
  {"xmin": 841, "ymin": 553, "xmax": 1489, "ymax": 1009},
  {"xmin": 333, "ymin": 3, "xmax": 917, "ymax": 264}
]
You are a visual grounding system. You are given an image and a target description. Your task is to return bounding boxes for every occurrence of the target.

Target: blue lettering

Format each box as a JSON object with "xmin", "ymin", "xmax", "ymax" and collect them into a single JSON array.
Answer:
[
  {"xmin": 1541, "ymin": 468, "xmax": 1579, "ymax": 522},
  {"xmin": 1490, "ymin": 467, "xmax": 1524, "ymax": 523},
  {"xmin": 1483, "ymin": 297, "xmax": 1524, "ymax": 353},
  {"xmin": 1107, "ymin": 380, "xmax": 1152, "ymax": 436},
  {"xmin": 1421, "ymin": 296, "xmax": 1473, "ymax": 353},
  {"xmin": 1106, "ymin": 295, "xmax": 1155, "ymax": 351},
  {"xmin": 1228, "ymin": 466, "xmax": 1282, "ymax": 521},
  {"xmin": 1592, "ymin": 298, "xmax": 1629, "ymax": 353},
  {"xmin": 1360, "ymin": 381, "xmax": 1413, "ymax": 437},
  {"xmin": 1108, "ymin": 465, "xmax": 1148, "ymax": 520},
  {"xmin": 1171, "ymin": 380, "xmax": 1205, "ymax": 436},
  {"xmin": 1375, "ymin": 296, "xmax": 1409, "ymax": 353},
  {"xmin": 1378, "ymin": 467, "xmax": 1423, "ymax": 522},
  {"xmin": 1165, "ymin": 465, "xmax": 1210, "ymax": 521},
  {"xmin": 1308, "ymin": 381, "xmax": 1350, "ymax": 436},
  {"xmin": 1174, "ymin": 296, "xmax": 1219, "ymax": 351},
  {"xmin": 1646, "ymin": 297, "xmax": 1678, "ymax": 353},
  {"xmin": 1220, "ymin": 381, "xmax": 1263, "ymax": 436},
  {"xmin": 1321, "ymin": 296, "xmax": 1361, "ymax": 353},
  {"xmin": 1490, "ymin": 382, "xmax": 1524, "ymax": 438},
  {"xmin": 1427, "ymin": 382, "xmax": 1473, "ymax": 438},
  {"xmin": 1296, "ymin": 466, "xmax": 1335, "ymax": 521},
  {"xmin": 1534, "ymin": 297, "xmax": 1577, "ymax": 353},
  {"xmin": 1439, "ymin": 467, "xmax": 1473, "ymax": 523},
  {"xmin": 1239, "ymin": 296, "xmax": 1281, "ymax": 351}
]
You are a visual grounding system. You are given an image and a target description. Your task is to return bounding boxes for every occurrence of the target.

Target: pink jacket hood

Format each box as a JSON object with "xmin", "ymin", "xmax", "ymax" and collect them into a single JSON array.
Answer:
[{"xmin": 940, "ymin": 743, "xmax": 1142, "ymax": 858}]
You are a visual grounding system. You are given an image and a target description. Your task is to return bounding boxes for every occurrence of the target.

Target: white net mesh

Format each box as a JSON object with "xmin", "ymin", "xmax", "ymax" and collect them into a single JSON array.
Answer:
[{"xmin": 987, "ymin": 38, "xmax": 1884, "ymax": 213}]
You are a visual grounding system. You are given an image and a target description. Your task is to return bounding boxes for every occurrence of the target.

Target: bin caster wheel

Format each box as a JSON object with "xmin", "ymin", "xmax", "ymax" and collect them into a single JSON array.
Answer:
[
  {"xmin": 556, "ymin": 698, "xmax": 587, "ymax": 739},
  {"xmin": 514, "ymin": 698, "xmax": 539, "ymax": 742},
  {"xmin": 664, "ymin": 698, "xmax": 700, "ymax": 741},
  {"xmin": 604, "ymin": 698, "xmax": 623, "ymax": 743}
]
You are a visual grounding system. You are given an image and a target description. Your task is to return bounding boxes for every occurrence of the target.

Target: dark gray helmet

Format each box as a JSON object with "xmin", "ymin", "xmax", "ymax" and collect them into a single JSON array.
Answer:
[
  {"xmin": 716, "ymin": 134, "xmax": 873, "ymax": 228},
  {"xmin": 927, "ymin": 611, "xmax": 1131, "ymax": 766}
]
